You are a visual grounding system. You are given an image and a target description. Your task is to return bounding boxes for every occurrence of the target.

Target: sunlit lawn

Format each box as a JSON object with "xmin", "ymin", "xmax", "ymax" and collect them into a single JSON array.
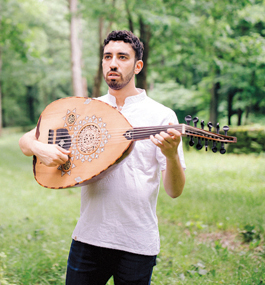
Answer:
[{"xmin": 0, "ymin": 133, "xmax": 265, "ymax": 284}]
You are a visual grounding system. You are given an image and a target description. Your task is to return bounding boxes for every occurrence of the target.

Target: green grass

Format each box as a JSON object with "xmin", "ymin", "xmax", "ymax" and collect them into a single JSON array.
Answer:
[{"xmin": 0, "ymin": 133, "xmax": 265, "ymax": 284}]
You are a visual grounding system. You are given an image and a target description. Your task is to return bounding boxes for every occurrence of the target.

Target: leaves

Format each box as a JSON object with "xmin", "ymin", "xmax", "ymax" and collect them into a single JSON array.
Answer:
[{"xmin": 1, "ymin": 0, "xmax": 265, "ymax": 128}]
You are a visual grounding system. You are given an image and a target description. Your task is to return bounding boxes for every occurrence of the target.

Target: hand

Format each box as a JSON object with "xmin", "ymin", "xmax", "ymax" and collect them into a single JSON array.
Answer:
[
  {"xmin": 32, "ymin": 140, "xmax": 71, "ymax": 167},
  {"xmin": 150, "ymin": 123, "xmax": 181, "ymax": 159}
]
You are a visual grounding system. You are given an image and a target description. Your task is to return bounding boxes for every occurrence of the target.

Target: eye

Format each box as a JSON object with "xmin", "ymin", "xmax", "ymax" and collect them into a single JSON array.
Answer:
[
  {"xmin": 104, "ymin": 55, "xmax": 112, "ymax": 60},
  {"xmin": 119, "ymin": 55, "xmax": 127, "ymax": 60}
]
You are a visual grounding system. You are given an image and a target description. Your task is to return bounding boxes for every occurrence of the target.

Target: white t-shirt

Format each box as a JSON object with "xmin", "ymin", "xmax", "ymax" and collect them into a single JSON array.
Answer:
[{"xmin": 72, "ymin": 89, "xmax": 186, "ymax": 255}]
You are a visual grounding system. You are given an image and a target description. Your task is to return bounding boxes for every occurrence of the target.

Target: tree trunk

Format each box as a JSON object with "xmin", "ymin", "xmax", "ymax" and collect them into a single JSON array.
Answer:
[
  {"xmin": 92, "ymin": 0, "xmax": 115, "ymax": 98},
  {"xmin": 0, "ymin": 48, "xmax": 2, "ymax": 136},
  {"xmin": 227, "ymin": 88, "xmax": 239, "ymax": 125},
  {"xmin": 137, "ymin": 16, "xmax": 151, "ymax": 92},
  {"xmin": 209, "ymin": 81, "xmax": 220, "ymax": 126},
  {"xmin": 92, "ymin": 18, "xmax": 104, "ymax": 98},
  {"xmin": 26, "ymin": 86, "xmax": 35, "ymax": 123},
  {"xmin": 125, "ymin": 0, "xmax": 134, "ymax": 33},
  {"xmin": 237, "ymin": 108, "xmax": 243, "ymax": 126},
  {"xmin": 245, "ymin": 105, "xmax": 250, "ymax": 125},
  {"xmin": 69, "ymin": 0, "xmax": 85, "ymax": 97},
  {"xmin": 92, "ymin": 45, "xmax": 103, "ymax": 98},
  {"xmin": 228, "ymin": 91, "xmax": 233, "ymax": 125}
]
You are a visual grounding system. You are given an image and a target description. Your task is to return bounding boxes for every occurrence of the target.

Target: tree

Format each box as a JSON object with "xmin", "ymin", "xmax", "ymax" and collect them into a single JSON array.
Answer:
[
  {"xmin": 69, "ymin": 0, "xmax": 87, "ymax": 97},
  {"xmin": 1, "ymin": 0, "xmax": 264, "ymax": 129},
  {"xmin": 0, "ymin": 48, "xmax": 2, "ymax": 135},
  {"xmin": 148, "ymin": 0, "xmax": 265, "ymax": 126},
  {"xmin": 1, "ymin": 0, "xmax": 73, "ymax": 129},
  {"xmin": 0, "ymin": 0, "xmax": 28, "ymax": 135},
  {"xmin": 91, "ymin": 0, "xmax": 116, "ymax": 97}
]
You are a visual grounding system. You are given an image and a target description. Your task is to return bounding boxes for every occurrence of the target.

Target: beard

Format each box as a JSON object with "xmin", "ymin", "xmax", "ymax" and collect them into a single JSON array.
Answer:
[{"xmin": 103, "ymin": 68, "xmax": 135, "ymax": 90}]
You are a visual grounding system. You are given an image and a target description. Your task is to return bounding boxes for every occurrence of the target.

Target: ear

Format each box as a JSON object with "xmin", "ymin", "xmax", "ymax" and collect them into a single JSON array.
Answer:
[{"xmin": 134, "ymin": 60, "xmax": 144, "ymax": 74}]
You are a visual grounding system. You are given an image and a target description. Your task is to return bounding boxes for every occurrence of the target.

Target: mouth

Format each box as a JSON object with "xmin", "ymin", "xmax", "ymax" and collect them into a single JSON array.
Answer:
[{"xmin": 107, "ymin": 71, "xmax": 121, "ymax": 79}]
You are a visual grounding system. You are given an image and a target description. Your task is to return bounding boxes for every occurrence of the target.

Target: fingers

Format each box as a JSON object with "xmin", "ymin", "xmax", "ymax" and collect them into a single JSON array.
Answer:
[
  {"xmin": 40, "ymin": 154, "xmax": 68, "ymax": 167},
  {"xmin": 55, "ymin": 144, "xmax": 71, "ymax": 155},
  {"xmin": 150, "ymin": 134, "xmax": 161, "ymax": 146},
  {"xmin": 150, "ymin": 126, "xmax": 182, "ymax": 159},
  {"xmin": 37, "ymin": 143, "xmax": 70, "ymax": 167},
  {"xmin": 51, "ymin": 146, "xmax": 70, "ymax": 165},
  {"xmin": 154, "ymin": 129, "xmax": 181, "ymax": 145},
  {"xmin": 55, "ymin": 145, "xmax": 71, "ymax": 163},
  {"xmin": 52, "ymin": 154, "xmax": 69, "ymax": 165}
]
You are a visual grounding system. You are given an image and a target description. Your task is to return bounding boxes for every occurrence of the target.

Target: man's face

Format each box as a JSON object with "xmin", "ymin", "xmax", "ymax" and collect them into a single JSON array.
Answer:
[{"xmin": 102, "ymin": 41, "xmax": 137, "ymax": 90}]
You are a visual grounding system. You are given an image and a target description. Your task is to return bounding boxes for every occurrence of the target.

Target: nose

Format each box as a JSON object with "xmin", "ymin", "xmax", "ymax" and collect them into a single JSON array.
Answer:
[{"xmin": 110, "ymin": 56, "xmax": 118, "ymax": 69}]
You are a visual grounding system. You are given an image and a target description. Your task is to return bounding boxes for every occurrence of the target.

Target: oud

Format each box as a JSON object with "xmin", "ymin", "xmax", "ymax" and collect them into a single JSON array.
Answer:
[{"xmin": 33, "ymin": 97, "xmax": 237, "ymax": 189}]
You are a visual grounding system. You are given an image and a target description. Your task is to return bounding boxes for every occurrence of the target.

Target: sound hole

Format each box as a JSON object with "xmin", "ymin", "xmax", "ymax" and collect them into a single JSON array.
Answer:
[
  {"xmin": 78, "ymin": 124, "xmax": 101, "ymax": 155},
  {"xmin": 55, "ymin": 128, "xmax": 71, "ymax": 150}
]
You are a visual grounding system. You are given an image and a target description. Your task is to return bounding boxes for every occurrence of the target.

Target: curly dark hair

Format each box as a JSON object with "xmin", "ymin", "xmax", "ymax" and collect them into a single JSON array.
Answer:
[{"xmin": 103, "ymin": 30, "xmax": 144, "ymax": 61}]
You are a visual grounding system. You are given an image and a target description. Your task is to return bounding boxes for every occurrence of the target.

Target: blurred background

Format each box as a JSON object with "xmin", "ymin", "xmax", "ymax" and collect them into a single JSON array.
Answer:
[{"xmin": 0, "ymin": 0, "xmax": 264, "ymax": 147}]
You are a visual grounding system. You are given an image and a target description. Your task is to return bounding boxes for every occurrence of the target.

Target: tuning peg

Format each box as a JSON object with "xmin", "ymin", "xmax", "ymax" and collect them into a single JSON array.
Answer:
[
  {"xmin": 201, "ymin": 120, "xmax": 205, "ymax": 130},
  {"xmin": 220, "ymin": 125, "xmax": 229, "ymax": 154},
  {"xmin": 200, "ymin": 120, "xmax": 205, "ymax": 150},
  {"xmin": 212, "ymin": 123, "xmax": 219, "ymax": 153},
  {"xmin": 223, "ymin": 126, "xmax": 229, "ymax": 135},
  {"xmin": 189, "ymin": 137, "xmax": 195, "ymax": 146},
  {"xmin": 204, "ymin": 121, "xmax": 213, "ymax": 151},
  {"xmin": 212, "ymin": 144, "xmax": 218, "ymax": 153},
  {"xmin": 220, "ymin": 145, "xmax": 226, "ymax": 154},
  {"xmin": 185, "ymin": 115, "xmax": 195, "ymax": 146},
  {"xmin": 207, "ymin": 122, "xmax": 213, "ymax": 131},
  {"xmin": 185, "ymin": 115, "xmax": 192, "ymax": 125},
  {"xmin": 196, "ymin": 139, "xmax": 203, "ymax": 150},
  {"xmin": 216, "ymin": 123, "xmax": 220, "ymax": 134},
  {"xmin": 193, "ymin": 117, "xmax": 199, "ymax": 128},
  {"xmin": 192, "ymin": 117, "xmax": 199, "ymax": 147},
  {"xmin": 205, "ymin": 140, "xmax": 208, "ymax": 151}
]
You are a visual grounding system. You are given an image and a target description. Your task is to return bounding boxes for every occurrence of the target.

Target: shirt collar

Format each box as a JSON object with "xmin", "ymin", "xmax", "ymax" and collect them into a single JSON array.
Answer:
[{"xmin": 107, "ymin": 89, "xmax": 147, "ymax": 107}]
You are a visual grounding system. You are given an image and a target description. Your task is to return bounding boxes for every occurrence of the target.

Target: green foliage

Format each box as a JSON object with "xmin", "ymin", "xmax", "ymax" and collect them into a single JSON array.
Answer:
[
  {"xmin": 1, "ymin": 0, "xmax": 72, "ymax": 127},
  {"xmin": 148, "ymin": 0, "xmax": 265, "ymax": 124},
  {"xmin": 227, "ymin": 126, "xmax": 265, "ymax": 154},
  {"xmin": 1, "ymin": 0, "xmax": 265, "ymax": 129},
  {"xmin": 149, "ymin": 82, "xmax": 204, "ymax": 122}
]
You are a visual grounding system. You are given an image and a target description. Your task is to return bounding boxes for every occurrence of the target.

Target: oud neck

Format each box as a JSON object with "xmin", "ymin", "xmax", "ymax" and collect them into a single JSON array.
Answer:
[
  {"xmin": 123, "ymin": 124, "xmax": 237, "ymax": 143},
  {"xmin": 123, "ymin": 125, "xmax": 185, "ymax": 141}
]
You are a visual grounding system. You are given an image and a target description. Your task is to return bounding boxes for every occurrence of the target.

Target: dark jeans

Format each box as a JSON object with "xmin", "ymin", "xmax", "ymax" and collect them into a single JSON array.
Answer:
[{"xmin": 66, "ymin": 240, "xmax": 156, "ymax": 285}]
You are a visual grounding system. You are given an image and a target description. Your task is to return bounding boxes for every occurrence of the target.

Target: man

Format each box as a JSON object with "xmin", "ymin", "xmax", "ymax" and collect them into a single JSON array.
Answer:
[{"xmin": 19, "ymin": 30, "xmax": 186, "ymax": 285}]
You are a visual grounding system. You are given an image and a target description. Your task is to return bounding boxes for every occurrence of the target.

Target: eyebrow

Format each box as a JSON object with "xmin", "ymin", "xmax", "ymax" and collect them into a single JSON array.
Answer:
[{"xmin": 103, "ymin": 52, "xmax": 130, "ymax": 57}]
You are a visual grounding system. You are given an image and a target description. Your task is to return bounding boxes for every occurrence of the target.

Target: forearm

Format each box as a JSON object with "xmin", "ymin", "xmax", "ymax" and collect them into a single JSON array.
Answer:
[
  {"xmin": 19, "ymin": 128, "xmax": 70, "ymax": 166},
  {"xmin": 150, "ymin": 124, "xmax": 185, "ymax": 198},
  {"xmin": 19, "ymin": 128, "xmax": 37, "ymax": 156},
  {"xmin": 162, "ymin": 154, "xmax": 185, "ymax": 198}
]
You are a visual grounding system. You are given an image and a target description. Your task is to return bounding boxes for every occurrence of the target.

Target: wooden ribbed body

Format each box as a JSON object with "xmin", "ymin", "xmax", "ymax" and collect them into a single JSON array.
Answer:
[{"xmin": 34, "ymin": 97, "xmax": 133, "ymax": 189}]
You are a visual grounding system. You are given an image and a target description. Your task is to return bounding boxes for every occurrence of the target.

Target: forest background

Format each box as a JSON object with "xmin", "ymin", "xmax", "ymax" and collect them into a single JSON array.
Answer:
[{"xmin": 1, "ymin": 0, "xmax": 265, "ymax": 137}]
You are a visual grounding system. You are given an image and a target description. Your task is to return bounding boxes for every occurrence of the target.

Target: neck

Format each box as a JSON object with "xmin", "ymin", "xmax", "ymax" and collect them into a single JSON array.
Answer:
[{"xmin": 109, "ymin": 80, "xmax": 140, "ymax": 109}]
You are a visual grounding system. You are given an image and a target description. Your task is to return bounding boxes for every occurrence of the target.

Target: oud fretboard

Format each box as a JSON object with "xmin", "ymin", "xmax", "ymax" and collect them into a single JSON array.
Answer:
[{"xmin": 123, "ymin": 124, "xmax": 237, "ymax": 143}]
